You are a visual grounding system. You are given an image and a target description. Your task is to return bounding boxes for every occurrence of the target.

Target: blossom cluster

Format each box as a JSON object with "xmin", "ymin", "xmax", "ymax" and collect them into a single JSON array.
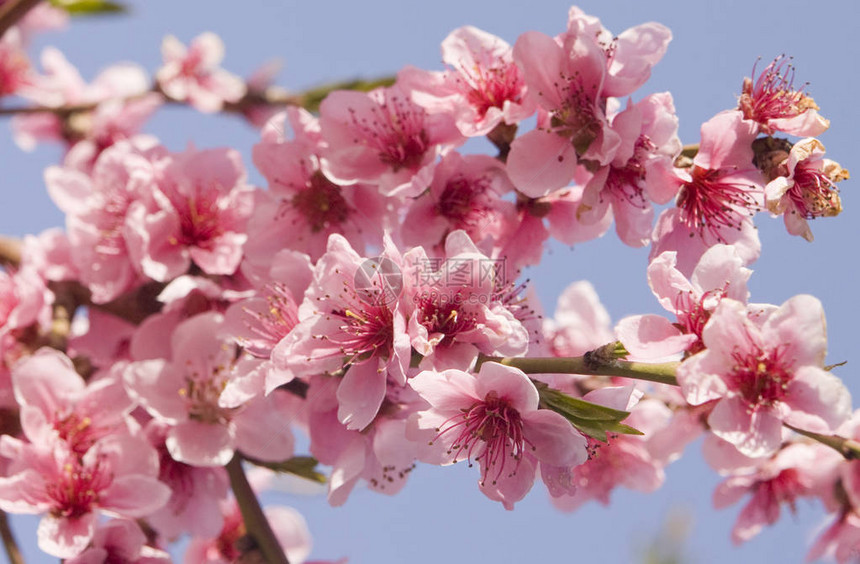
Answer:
[{"xmin": 0, "ymin": 3, "xmax": 855, "ymax": 562}]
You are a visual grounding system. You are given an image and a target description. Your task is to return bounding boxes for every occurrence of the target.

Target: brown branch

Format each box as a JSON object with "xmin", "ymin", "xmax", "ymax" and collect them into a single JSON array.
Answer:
[
  {"xmin": 674, "ymin": 143, "xmax": 699, "ymax": 168},
  {"xmin": 0, "ymin": 75, "xmax": 396, "ymax": 117},
  {"xmin": 45, "ymin": 279, "xmax": 164, "ymax": 326},
  {"xmin": 0, "ymin": 0, "xmax": 42, "ymax": 39},
  {"xmin": 0, "ymin": 236, "xmax": 21, "ymax": 269},
  {"xmin": 0, "ymin": 510, "xmax": 24, "ymax": 564}
]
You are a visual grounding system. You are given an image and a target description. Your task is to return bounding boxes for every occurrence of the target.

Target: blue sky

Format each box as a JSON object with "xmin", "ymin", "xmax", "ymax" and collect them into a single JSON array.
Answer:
[{"xmin": 2, "ymin": 1, "xmax": 860, "ymax": 562}]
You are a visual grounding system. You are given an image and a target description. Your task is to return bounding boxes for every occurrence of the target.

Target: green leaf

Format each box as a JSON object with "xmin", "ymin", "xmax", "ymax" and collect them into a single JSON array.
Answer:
[
  {"xmin": 49, "ymin": 0, "xmax": 127, "ymax": 15},
  {"xmin": 245, "ymin": 455, "xmax": 327, "ymax": 484},
  {"xmin": 537, "ymin": 383, "xmax": 643, "ymax": 443}
]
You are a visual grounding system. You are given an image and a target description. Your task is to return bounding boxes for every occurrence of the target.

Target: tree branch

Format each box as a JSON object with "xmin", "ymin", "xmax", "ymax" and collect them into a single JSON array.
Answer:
[
  {"xmin": 481, "ymin": 351, "xmax": 860, "ymax": 461},
  {"xmin": 785, "ymin": 424, "xmax": 860, "ymax": 460},
  {"xmin": 0, "ymin": 76, "xmax": 396, "ymax": 117},
  {"xmin": 225, "ymin": 455, "xmax": 289, "ymax": 564},
  {"xmin": 0, "ymin": 236, "xmax": 21, "ymax": 269},
  {"xmin": 0, "ymin": 0, "xmax": 42, "ymax": 39},
  {"xmin": 477, "ymin": 355, "xmax": 680, "ymax": 387},
  {"xmin": 0, "ymin": 510, "xmax": 24, "ymax": 564}
]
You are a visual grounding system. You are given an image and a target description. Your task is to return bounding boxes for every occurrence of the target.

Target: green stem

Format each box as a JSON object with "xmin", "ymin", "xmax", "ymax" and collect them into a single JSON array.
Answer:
[
  {"xmin": 478, "ymin": 355, "xmax": 679, "ymax": 387},
  {"xmin": 481, "ymin": 353, "xmax": 860, "ymax": 462},
  {"xmin": 785, "ymin": 424, "xmax": 860, "ymax": 460},
  {"xmin": 225, "ymin": 455, "xmax": 289, "ymax": 564}
]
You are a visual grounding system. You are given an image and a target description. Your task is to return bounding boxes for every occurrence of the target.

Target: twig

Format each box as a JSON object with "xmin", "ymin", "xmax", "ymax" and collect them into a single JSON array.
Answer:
[
  {"xmin": 0, "ymin": 76, "xmax": 396, "ymax": 117},
  {"xmin": 0, "ymin": 236, "xmax": 21, "ymax": 269},
  {"xmin": 0, "ymin": 510, "xmax": 24, "ymax": 564},
  {"xmin": 0, "ymin": 0, "xmax": 42, "ymax": 38},
  {"xmin": 785, "ymin": 424, "xmax": 860, "ymax": 460},
  {"xmin": 225, "ymin": 455, "xmax": 290, "ymax": 564},
  {"xmin": 482, "ymin": 351, "xmax": 860, "ymax": 462},
  {"xmin": 477, "ymin": 355, "xmax": 680, "ymax": 387}
]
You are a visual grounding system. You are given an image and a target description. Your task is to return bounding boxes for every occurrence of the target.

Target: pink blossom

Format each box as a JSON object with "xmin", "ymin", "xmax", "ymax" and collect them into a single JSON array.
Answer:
[
  {"xmin": 0, "ymin": 433, "xmax": 170, "ymax": 558},
  {"xmin": 63, "ymin": 96, "xmax": 163, "ymax": 173},
  {"xmin": 126, "ymin": 146, "xmax": 254, "ymax": 281},
  {"xmin": 226, "ymin": 249, "xmax": 312, "ymax": 360},
  {"xmin": 544, "ymin": 280, "xmax": 613, "ymax": 358},
  {"xmin": 156, "ymin": 32, "xmax": 245, "ymax": 113},
  {"xmin": 247, "ymin": 110, "xmax": 389, "ymax": 262},
  {"xmin": 507, "ymin": 29, "xmax": 618, "ymax": 196},
  {"xmin": 0, "ymin": 266, "xmax": 51, "ymax": 337},
  {"xmin": 19, "ymin": 228, "xmax": 77, "ymax": 283},
  {"xmin": 186, "ymin": 498, "xmax": 312, "ymax": 564},
  {"xmin": 67, "ymin": 308, "xmax": 136, "ymax": 369},
  {"xmin": 45, "ymin": 138, "xmax": 166, "ymax": 303},
  {"xmin": 319, "ymin": 84, "xmax": 464, "ymax": 197},
  {"xmin": 223, "ymin": 250, "xmax": 313, "ymax": 401},
  {"xmin": 13, "ymin": 48, "xmax": 150, "ymax": 151},
  {"xmin": 306, "ymin": 375, "xmax": 418, "ymax": 506},
  {"xmin": 66, "ymin": 519, "xmax": 171, "ymax": 564},
  {"xmin": 124, "ymin": 312, "xmax": 294, "ymax": 466},
  {"xmin": 713, "ymin": 442, "xmax": 827, "ymax": 544},
  {"xmin": 764, "ymin": 137, "xmax": 847, "ymax": 242},
  {"xmin": 807, "ymin": 510, "xmax": 860, "ymax": 564},
  {"xmin": 738, "ymin": 56, "xmax": 829, "ymax": 136},
  {"xmin": 0, "ymin": 33, "xmax": 33, "ymax": 98},
  {"xmin": 400, "ymin": 152, "xmax": 515, "ymax": 254},
  {"xmin": 406, "ymin": 230, "xmax": 529, "ymax": 369},
  {"xmin": 270, "ymin": 234, "xmax": 411, "ymax": 431},
  {"xmin": 565, "ymin": 6, "xmax": 672, "ymax": 98},
  {"xmin": 143, "ymin": 421, "xmax": 229, "ymax": 539},
  {"xmin": 577, "ymin": 92, "xmax": 681, "ymax": 247},
  {"xmin": 399, "ymin": 25, "xmax": 534, "ymax": 137},
  {"xmin": 677, "ymin": 295, "xmax": 852, "ymax": 457},
  {"xmin": 617, "ymin": 244, "xmax": 751, "ymax": 359},
  {"xmin": 549, "ymin": 386, "xmax": 670, "ymax": 510},
  {"xmin": 506, "ymin": 181, "xmax": 613, "ymax": 266},
  {"xmin": 490, "ymin": 166, "xmax": 613, "ymax": 272},
  {"xmin": 408, "ymin": 362, "xmax": 587, "ymax": 509},
  {"xmin": 650, "ymin": 111, "xmax": 764, "ymax": 276},
  {"xmin": 12, "ymin": 348, "xmax": 135, "ymax": 455}
]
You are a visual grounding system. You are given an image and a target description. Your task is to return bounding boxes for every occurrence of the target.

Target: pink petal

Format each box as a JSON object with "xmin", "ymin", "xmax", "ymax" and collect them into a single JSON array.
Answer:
[
  {"xmin": 12, "ymin": 348, "xmax": 84, "ymax": 416},
  {"xmin": 676, "ymin": 351, "xmax": 729, "ymax": 405},
  {"xmin": 123, "ymin": 359, "xmax": 187, "ymax": 423},
  {"xmin": 38, "ymin": 513, "xmax": 96, "ymax": 559},
  {"xmin": 506, "ymin": 129, "xmax": 578, "ymax": 197},
  {"xmin": 166, "ymin": 420, "xmax": 235, "ymax": 467},
  {"xmin": 708, "ymin": 396, "xmax": 782, "ymax": 458},
  {"xmin": 101, "ymin": 475, "xmax": 172, "ymax": 517},
  {"xmin": 264, "ymin": 506, "xmax": 313, "ymax": 564},
  {"xmin": 616, "ymin": 314, "xmax": 695, "ymax": 359},
  {"xmin": 409, "ymin": 368, "xmax": 480, "ymax": 413},
  {"xmin": 523, "ymin": 409, "xmax": 587, "ymax": 467},
  {"xmin": 784, "ymin": 365, "xmax": 852, "ymax": 433},
  {"xmin": 473, "ymin": 362, "xmax": 539, "ymax": 413},
  {"xmin": 233, "ymin": 396, "xmax": 295, "ymax": 462},
  {"xmin": 336, "ymin": 361, "xmax": 387, "ymax": 431},
  {"xmin": 713, "ymin": 475, "xmax": 755, "ymax": 509},
  {"xmin": 694, "ymin": 111, "xmax": 757, "ymax": 171},
  {"xmin": 762, "ymin": 294, "xmax": 827, "ymax": 368}
]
